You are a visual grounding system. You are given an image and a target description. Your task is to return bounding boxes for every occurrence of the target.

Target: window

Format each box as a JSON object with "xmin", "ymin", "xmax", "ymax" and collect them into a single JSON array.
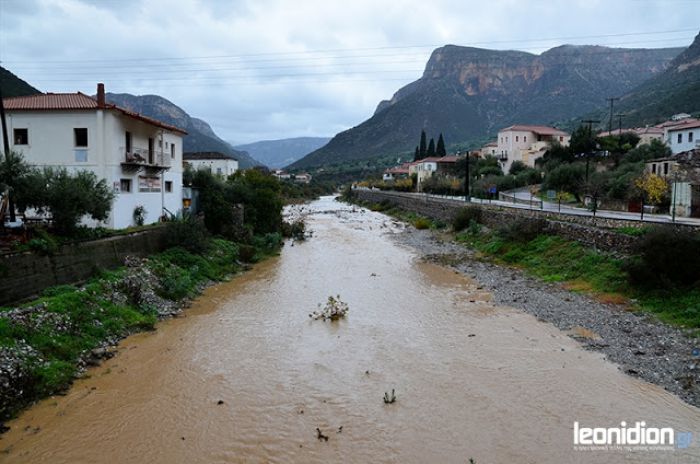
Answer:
[
  {"xmin": 125, "ymin": 131, "xmax": 132, "ymax": 153},
  {"xmin": 690, "ymin": 132, "xmax": 694, "ymax": 143},
  {"xmin": 120, "ymin": 179, "xmax": 132, "ymax": 193},
  {"xmin": 171, "ymin": 143, "xmax": 175, "ymax": 159},
  {"xmin": 74, "ymin": 128, "xmax": 88, "ymax": 147},
  {"xmin": 678, "ymin": 133, "xmax": 683, "ymax": 144},
  {"xmin": 515, "ymin": 136, "xmax": 519, "ymax": 142},
  {"xmin": 138, "ymin": 176, "xmax": 161, "ymax": 192},
  {"xmin": 524, "ymin": 136, "xmax": 527, "ymax": 143},
  {"xmin": 158, "ymin": 139, "xmax": 163, "ymax": 148},
  {"xmin": 664, "ymin": 163, "xmax": 669, "ymax": 175},
  {"xmin": 652, "ymin": 164, "xmax": 657, "ymax": 174},
  {"xmin": 216, "ymin": 167, "xmax": 223, "ymax": 175},
  {"xmin": 559, "ymin": 136, "xmax": 564, "ymax": 142},
  {"xmin": 13, "ymin": 128, "xmax": 28, "ymax": 145},
  {"xmin": 165, "ymin": 181, "xmax": 172, "ymax": 193}
]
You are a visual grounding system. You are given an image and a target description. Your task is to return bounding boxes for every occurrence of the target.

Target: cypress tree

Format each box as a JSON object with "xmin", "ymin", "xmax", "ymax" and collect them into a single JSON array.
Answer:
[
  {"xmin": 414, "ymin": 146, "xmax": 420, "ymax": 162},
  {"xmin": 427, "ymin": 138, "xmax": 435, "ymax": 157},
  {"xmin": 419, "ymin": 130, "xmax": 427, "ymax": 159},
  {"xmin": 436, "ymin": 133, "xmax": 446, "ymax": 157}
]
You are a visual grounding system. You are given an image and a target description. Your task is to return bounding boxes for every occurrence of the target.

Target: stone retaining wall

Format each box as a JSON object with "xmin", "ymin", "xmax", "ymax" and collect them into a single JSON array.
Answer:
[
  {"xmin": 352, "ymin": 189, "xmax": 661, "ymax": 254},
  {"xmin": 0, "ymin": 227, "xmax": 170, "ymax": 305}
]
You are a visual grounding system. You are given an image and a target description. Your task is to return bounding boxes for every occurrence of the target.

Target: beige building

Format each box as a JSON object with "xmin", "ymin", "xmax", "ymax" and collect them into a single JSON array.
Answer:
[
  {"xmin": 496, "ymin": 125, "xmax": 570, "ymax": 173},
  {"xmin": 646, "ymin": 149, "xmax": 700, "ymax": 218},
  {"xmin": 598, "ymin": 126, "xmax": 665, "ymax": 146},
  {"xmin": 183, "ymin": 152, "xmax": 239, "ymax": 177}
]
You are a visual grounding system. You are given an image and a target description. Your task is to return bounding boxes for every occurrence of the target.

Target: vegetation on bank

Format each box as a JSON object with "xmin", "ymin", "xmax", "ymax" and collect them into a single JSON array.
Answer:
[
  {"xmin": 451, "ymin": 210, "xmax": 700, "ymax": 330},
  {"xmin": 0, "ymin": 167, "xmax": 302, "ymax": 425}
]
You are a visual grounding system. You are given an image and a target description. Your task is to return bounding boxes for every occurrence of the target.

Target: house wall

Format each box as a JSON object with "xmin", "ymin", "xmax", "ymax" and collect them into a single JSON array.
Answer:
[
  {"xmin": 668, "ymin": 128, "xmax": 700, "ymax": 154},
  {"xmin": 186, "ymin": 158, "xmax": 238, "ymax": 177},
  {"xmin": 497, "ymin": 129, "xmax": 570, "ymax": 173},
  {"xmin": 3, "ymin": 110, "xmax": 183, "ymax": 229}
]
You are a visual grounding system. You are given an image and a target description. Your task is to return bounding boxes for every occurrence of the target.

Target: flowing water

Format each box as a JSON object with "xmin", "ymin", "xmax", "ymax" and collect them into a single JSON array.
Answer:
[{"xmin": 1, "ymin": 196, "xmax": 699, "ymax": 463}]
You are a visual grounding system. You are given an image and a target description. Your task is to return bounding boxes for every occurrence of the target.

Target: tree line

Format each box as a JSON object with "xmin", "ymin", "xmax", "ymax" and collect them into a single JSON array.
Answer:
[{"xmin": 413, "ymin": 130, "xmax": 447, "ymax": 161}]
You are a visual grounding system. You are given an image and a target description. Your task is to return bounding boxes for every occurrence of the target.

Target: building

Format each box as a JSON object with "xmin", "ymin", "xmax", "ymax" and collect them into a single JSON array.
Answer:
[
  {"xmin": 383, "ymin": 162, "xmax": 412, "ymax": 181},
  {"xmin": 496, "ymin": 125, "xmax": 570, "ymax": 173},
  {"xmin": 597, "ymin": 126, "xmax": 665, "ymax": 146},
  {"xmin": 665, "ymin": 120, "xmax": 700, "ymax": 155},
  {"xmin": 479, "ymin": 141, "xmax": 498, "ymax": 158},
  {"xmin": 293, "ymin": 173, "xmax": 312, "ymax": 184},
  {"xmin": 183, "ymin": 151, "xmax": 239, "ymax": 177},
  {"xmin": 646, "ymin": 149, "xmax": 700, "ymax": 218},
  {"xmin": 1, "ymin": 84, "xmax": 186, "ymax": 229},
  {"xmin": 412, "ymin": 155, "xmax": 460, "ymax": 191}
]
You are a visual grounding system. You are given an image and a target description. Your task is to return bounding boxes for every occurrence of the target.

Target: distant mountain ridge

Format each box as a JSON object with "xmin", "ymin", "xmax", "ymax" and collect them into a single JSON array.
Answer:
[
  {"xmin": 105, "ymin": 93, "xmax": 261, "ymax": 168},
  {"xmin": 0, "ymin": 66, "xmax": 41, "ymax": 98},
  {"xmin": 291, "ymin": 42, "xmax": 684, "ymax": 169},
  {"xmin": 591, "ymin": 31, "xmax": 700, "ymax": 127},
  {"xmin": 234, "ymin": 137, "xmax": 331, "ymax": 169}
]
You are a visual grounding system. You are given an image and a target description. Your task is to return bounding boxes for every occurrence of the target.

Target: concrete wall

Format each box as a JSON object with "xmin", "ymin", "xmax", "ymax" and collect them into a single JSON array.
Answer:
[
  {"xmin": 0, "ymin": 227, "xmax": 170, "ymax": 305},
  {"xmin": 352, "ymin": 189, "xmax": 690, "ymax": 255}
]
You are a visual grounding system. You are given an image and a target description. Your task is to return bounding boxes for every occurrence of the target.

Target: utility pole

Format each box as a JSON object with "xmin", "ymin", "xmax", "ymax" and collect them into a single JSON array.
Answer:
[
  {"xmin": 606, "ymin": 97, "xmax": 619, "ymax": 134},
  {"xmin": 581, "ymin": 119, "xmax": 600, "ymax": 183},
  {"xmin": 461, "ymin": 151, "xmax": 470, "ymax": 203},
  {"xmin": 0, "ymin": 77, "xmax": 16, "ymax": 223},
  {"xmin": 616, "ymin": 113, "xmax": 625, "ymax": 152}
]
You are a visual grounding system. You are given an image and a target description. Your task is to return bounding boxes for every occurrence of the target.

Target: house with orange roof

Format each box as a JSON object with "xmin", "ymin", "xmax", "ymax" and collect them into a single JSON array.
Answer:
[
  {"xmin": 496, "ymin": 125, "xmax": 570, "ymax": 173},
  {"xmin": 1, "ymin": 83, "xmax": 187, "ymax": 229}
]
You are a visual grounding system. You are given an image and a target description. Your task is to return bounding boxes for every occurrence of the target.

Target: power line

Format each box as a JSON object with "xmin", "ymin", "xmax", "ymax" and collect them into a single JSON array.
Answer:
[{"xmin": 2, "ymin": 27, "xmax": 696, "ymax": 65}]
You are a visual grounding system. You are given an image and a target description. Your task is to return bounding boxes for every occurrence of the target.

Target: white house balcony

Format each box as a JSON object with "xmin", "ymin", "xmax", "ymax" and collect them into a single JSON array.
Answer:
[{"xmin": 120, "ymin": 147, "xmax": 172, "ymax": 173}]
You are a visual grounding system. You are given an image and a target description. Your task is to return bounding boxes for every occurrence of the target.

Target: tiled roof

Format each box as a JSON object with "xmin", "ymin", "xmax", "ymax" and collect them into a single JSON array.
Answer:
[
  {"xmin": 667, "ymin": 120, "xmax": 700, "ymax": 131},
  {"xmin": 184, "ymin": 151, "xmax": 237, "ymax": 161},
  {"xmin": 501, "ymin": 125, "xmax": 569, "ymax": 136},
  {"xmin": 418, "ymin": 156, "xmax": 460, "ymax": 163},
  {"xmin": 3, "ymin": 92, "xmax": 187, "ymax": 134}
]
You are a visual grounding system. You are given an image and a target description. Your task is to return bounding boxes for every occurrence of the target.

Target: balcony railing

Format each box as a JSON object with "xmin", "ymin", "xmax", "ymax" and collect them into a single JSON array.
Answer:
[{"xmin": 121, "ymin": 146, "xmax": 171, "ymax": 169}]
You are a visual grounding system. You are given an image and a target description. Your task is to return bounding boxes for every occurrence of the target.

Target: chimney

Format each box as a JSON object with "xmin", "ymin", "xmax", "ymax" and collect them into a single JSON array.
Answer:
[{"xmin": 96, "ymin": 83, "xmax": 105, "ymax": 108}]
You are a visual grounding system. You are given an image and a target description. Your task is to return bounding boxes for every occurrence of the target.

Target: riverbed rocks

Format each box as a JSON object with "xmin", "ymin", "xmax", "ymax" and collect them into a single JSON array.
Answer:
[{"xmin": 393, "ymin": 227, "xmax": 700, "ymax": 408}]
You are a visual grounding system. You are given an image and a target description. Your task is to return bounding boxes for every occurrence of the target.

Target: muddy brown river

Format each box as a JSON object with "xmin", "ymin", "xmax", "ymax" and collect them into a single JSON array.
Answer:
[{"xmin": 1, "ymin": 197, "xmax": 699, "ymax": 463}]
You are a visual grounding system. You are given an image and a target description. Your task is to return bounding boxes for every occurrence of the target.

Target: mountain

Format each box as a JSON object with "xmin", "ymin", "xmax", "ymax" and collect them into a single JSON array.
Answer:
[
  {"xmin": 0, "ymin": 66, "xmax": 41, "ymax": 98},
  {"xmin": 234, "ymin": 137, "xmax": 331, "ymax": 169},
  {"xmin": 291, "ymin": 43, "xmax": 683, "ymax": 169},
  {"xmin": 105, "ymin": 93, "xmax": 262, "ymax": 168},
  {"xmin": 595, "ymin": 31, "xmax": 700, "ymax": 127}
]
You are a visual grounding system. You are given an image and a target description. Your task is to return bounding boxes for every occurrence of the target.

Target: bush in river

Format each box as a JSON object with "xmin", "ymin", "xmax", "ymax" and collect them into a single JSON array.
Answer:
[
  {"xmin": 497, "ymin": 218, "xmax": 548, "ymax": 243},
  {"xmin": 626, "ymin": 227, "xmax": 700, "ymax": 288}
]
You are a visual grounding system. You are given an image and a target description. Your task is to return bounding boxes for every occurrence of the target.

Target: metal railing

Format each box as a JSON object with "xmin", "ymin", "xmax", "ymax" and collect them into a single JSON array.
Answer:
[{"xmin": 121, "ymin": 146, "xmax": 172, "ymax": 167}]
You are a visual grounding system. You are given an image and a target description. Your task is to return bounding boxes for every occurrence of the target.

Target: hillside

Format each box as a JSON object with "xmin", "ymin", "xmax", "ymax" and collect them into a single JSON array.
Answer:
[
  {"xmin": 0, "ymin": 66, "xmax": 41, "ymax": 98},
  {"xmin": 594, "ymin": 31, "xmax": 700, "ymax": 127},
  {"xmin": 291, "ymin": 43, "xmax": 683, "ymax": 169},
  {"xmin": 105, "ymin": 93, "xmax": 261, "ymax": 168},
  {"xmin": 234, "ymin": 137, "xmax": 331, "ymax": 169}
]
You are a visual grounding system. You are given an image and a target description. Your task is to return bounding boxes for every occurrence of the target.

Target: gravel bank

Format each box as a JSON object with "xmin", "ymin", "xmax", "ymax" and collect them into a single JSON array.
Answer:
[{"xmin": 392, "ymin": 226, "xmax": 700, "ymax": 408}]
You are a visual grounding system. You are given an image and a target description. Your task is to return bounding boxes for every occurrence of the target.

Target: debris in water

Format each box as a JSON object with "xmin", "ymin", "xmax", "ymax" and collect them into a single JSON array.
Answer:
[
  {"xmin": 310, "ymin": 295, "xmax": 349, "ymax": 321},
  {"xmin": 337, "ymin": 426, "xmax": 343, "ymax": 433},
  {"xmin": 383, "ymin": 389, "xmax": 396, "ymax": 404},
  {"xmin": 217, "ymin": 400, "xmax": 224, "ymax": 405},
  {"xmin": 316, "ymin": 428, "xmax": 329, "ymax": 442}
]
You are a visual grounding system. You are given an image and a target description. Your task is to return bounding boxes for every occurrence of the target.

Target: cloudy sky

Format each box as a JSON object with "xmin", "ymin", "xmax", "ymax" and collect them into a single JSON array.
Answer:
[{"xmin": 1, "ymin": 0, "xmax": 699, "ymax": 144}]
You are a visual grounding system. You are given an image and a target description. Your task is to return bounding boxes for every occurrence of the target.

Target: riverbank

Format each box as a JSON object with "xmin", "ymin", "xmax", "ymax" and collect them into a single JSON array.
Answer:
[
  {"xmin": 0, "ymin": 235, "xmax": 282, "ymax": 431},
  {"xmin": 391, "ymin": 225, "xmax": 700, "ymax": 408}
]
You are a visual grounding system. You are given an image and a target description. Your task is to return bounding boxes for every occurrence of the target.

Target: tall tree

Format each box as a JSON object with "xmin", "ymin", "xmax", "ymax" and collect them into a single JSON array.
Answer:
[
  {"xmin": 427, "ymin": 138, "xmax": 436, "ymax": 157},
  {"xmin": 419, "ymin": 130, "xmax": 427, "ymax": 160},
  {"xmin": 436, "ymin": 133, "xmax": 446, "ymax": 157},
  {"xmin": 413, "ymin": 146, "xmax": 420, "ymax": 162},
  {"xmin": 0, "ymin": 150, "xmax": 31, "ymax": 223}
]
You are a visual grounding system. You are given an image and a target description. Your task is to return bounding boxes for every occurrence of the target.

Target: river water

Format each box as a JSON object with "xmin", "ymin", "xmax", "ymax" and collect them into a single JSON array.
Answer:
[{"xmin": 1, "ymin": 196, "xmax": 699, "ymax": 463}]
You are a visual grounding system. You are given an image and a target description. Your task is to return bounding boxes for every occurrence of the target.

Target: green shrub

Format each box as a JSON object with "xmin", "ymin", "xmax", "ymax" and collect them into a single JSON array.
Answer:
[
  {"xmin": 413, "ymin": 217, "xmax": 432, "ymax": 230},
  {"xmin": 627, "ymin": 227, "xmax": 700, "ymax": 288},
  {"xmin": 452, "ymin": 206, "xmax": 482, "ymax": 231},
  {"xmin": 239, "ymin": 244, "xmax": 257, "ymax": 262},
  {"xmin": 282, "ymin": 220, "xmax": 306, "ymax": 240},
  {"xmin": 164, "ymin": 215, "xmax": 211, "ymax": 254},
  {"xmin": 497, "ymin": 218, "xmax": 548, "ymax": 243}
]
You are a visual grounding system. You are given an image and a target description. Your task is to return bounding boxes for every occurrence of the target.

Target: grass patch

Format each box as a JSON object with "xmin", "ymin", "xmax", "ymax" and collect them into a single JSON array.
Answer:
[
  {"xmin": 456, "ymin": 230, "xmax": 700, "ymax": 329},
  {"xmin": 615, "ymin": 226, "xmax": 650, "ymax": 237}
]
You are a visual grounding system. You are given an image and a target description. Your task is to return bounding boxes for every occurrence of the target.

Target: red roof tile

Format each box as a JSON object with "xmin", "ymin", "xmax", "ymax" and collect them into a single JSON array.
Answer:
[
  {"xmin": 501, "ymin": 125, "xmax": 569, "ymax": 136},
  {"xmin": 3, "ymin": 92, "xmax": 187, "ymax": 134},
  {"xmin": 667, "ymin": 120, "xmax": 700, "ymax": 131}
]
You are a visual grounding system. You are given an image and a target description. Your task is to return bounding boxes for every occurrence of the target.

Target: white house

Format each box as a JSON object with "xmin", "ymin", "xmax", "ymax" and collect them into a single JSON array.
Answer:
[
  {"xmin": 412, "ymin": 156, "xmax": 459, "ymax": 191},
  {"xmin": 496, "ymin": 125, "xmax": 570, "ymax": 173},
  {"xmin": 1, "ymin": 83, "xmax": 186, "ymax": 229},
  {"xmin": 183, "ymin": 152, "xmax": 239, "ymax": 177},
  {"xmin": 666, "ymin": 120, "xmax": 700, "ymax": 154}
]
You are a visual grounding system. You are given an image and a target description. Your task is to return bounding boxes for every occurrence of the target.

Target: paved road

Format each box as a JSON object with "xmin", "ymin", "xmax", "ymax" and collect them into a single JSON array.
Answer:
[{"xmin": 395, "ymin": 189, "xmax": 700, "ymax": 226}]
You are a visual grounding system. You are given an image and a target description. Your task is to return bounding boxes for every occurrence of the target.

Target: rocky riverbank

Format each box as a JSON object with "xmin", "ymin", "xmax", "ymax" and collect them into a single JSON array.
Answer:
[{"xmin": 393, "ymin": 226, "xmax": 700, "ymax": 408}]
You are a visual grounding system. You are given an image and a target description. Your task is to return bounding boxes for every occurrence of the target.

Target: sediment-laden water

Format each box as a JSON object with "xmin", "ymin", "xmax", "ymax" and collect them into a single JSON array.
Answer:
[{"xmin": 1, "ymin": 197, "xmax": 698, "ymax": 463}]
